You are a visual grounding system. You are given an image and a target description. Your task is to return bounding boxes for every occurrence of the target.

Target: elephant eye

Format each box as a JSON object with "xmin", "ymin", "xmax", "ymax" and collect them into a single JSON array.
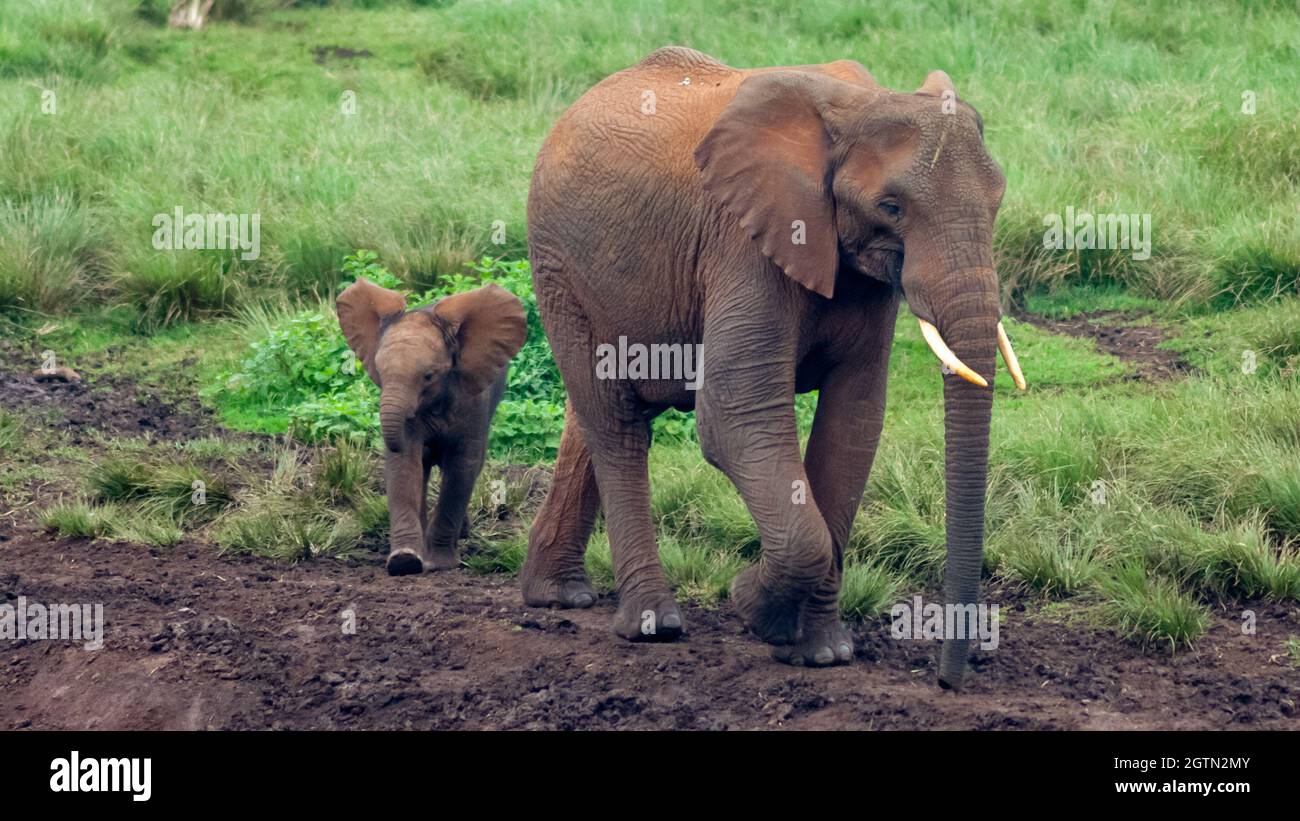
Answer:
[
  {"xmin": 423, "ymin": 371, "xmax": 435, "ymax": 382},
  {"xmin": 878, "ymin": 199, "xmax": 901, "ymax": 219}
]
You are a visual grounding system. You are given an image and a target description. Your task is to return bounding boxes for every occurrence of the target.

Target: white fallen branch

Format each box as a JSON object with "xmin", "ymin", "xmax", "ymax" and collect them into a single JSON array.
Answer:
[{"xmin": 169, "ymin": 0, "xmax": 216, "ymax": 30}]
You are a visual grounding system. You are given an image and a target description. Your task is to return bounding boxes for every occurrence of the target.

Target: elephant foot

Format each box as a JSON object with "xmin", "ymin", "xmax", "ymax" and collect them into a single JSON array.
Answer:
[
  {"xmin": 386, "ymin": 549, "xmax": 424, "ymax": 576},
  {"xmin": 613, "ymin": 589, "xmax": 684, "ymax": 642},
  {"xmin": 730, "ymin": 564, "xmax": 802, "ymax": 646},
  {"xmin": 771, "ymin": 620, "xmax": 854, "ymax": 667},
  {"xmin": 423, "ymin": 547, "xmax": 460, "ymax": 571},
  {"xmin": 521, "ymin": 571, "xmax": 598, "ymax": 609}
]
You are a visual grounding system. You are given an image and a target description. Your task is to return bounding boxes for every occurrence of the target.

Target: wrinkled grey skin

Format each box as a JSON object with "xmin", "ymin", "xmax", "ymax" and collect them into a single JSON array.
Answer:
[
  {"xmin": 522, "ymin": 47, "xmax": 1006, "ymax": 687},
  {"xmin": 337, "ymin": 279, "xmax": 526, "ymax": 576}
]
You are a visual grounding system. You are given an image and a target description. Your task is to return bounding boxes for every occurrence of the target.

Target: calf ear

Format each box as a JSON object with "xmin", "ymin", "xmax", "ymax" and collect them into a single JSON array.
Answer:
[
  {"xmin": 434, "ymin": 283, "xmax": 527, "ymax": 396},
  {"xmin": 336, "ymin": 277, "xmax": 407, "ymax": 385}
]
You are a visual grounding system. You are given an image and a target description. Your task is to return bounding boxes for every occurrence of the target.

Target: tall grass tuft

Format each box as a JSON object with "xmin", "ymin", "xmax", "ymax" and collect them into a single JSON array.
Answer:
[{"xmin": 0, "ymin": 194, "xmax": 111, "ymax": 315}]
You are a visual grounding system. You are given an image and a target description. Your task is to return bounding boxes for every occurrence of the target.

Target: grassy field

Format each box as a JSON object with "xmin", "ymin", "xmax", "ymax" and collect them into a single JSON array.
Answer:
[{"xmin": 2, "ymin": 0, "xmax": 1299, "ymax": 652}]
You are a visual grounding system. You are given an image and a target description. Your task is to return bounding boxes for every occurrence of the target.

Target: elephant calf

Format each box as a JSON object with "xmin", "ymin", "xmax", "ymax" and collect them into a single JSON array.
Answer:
[{"xmin": 337, "ymin": 278, "xmax": 526, "ymax": 575}]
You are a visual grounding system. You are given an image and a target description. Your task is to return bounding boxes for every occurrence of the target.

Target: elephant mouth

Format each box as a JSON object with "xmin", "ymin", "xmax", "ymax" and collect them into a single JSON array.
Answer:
[{"xmin": 851, "ymin": 239, "xmax": 903, "ymax": 284}]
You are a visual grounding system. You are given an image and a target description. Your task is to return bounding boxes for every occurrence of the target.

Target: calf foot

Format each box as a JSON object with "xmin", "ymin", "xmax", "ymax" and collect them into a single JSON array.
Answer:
[
  {"xmin": 613, "ymin": 589, "xmax": 683, "ymax": 641},
  {"xmin": 386, "ymin": 548, "xmax": 424, "ymax": 576},
  {"xmin": 771, "ymin": 620, "xmax": 854, "ymax": 667},
  {"xmin": 423, "ymin": 546, "xmax": 460, "ymax": 571},
  {"xmin": 729, "ymin": 563, "xmax": 802, "ymax": 646}
]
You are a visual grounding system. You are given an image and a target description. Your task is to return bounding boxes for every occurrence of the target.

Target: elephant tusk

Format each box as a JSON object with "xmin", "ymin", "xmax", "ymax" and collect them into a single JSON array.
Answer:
[
  {"xmin": 997, "ymin": 321, "xmax": 1027, "ymax": 391},
  {"xmin": 917, "ymin": 319, "xmax": 988, "ymax": 388}
]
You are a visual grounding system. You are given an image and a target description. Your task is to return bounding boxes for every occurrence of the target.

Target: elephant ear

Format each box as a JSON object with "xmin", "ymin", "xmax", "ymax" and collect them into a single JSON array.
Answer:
[
  {"xmin": 695, "ymin": 71, "xmax": 856, "ymax": 299},
  {"xmin": 433, "ymin": 283, "xmax": 527, "ymax": 396},
  {"xmin": 336, "ymin": 277, "xmax": 407, "ymax": 385}
]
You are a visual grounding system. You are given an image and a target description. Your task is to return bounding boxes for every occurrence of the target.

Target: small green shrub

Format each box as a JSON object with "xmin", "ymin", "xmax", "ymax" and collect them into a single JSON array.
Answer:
[
  {"xmin": 314, "ymin": 438, "xmax": 375, "ymax": 504},
  {"xmin": 88, "ymin": 459, "xmax": 154, "ymax": 502},
  {"xmin": 116, "ymin": 252, "xmax": 241, "ymax": 329},
  {"xmin": 215, "ymin": 506, "xmax": 360, "ymax": 562},
  {"xmin": 0, "ymin": 194, "xmax": 112, "ymax": 315},
  {"xmin": 839, "ymin": 560, "xmax": 904, "ymax": 620},
  {"xmin": 112, "ymin": 511, "xmax": 183, "ymax": 547},
  {"xmin": 462, "ymin": 532, "xmax": 528, "ymax": 575},
  {"xmin": 40, "ymin": 499, "xmax": 121, "ymax": 538},
  {"xmin": 89, "ymin": 458, "xmax": 233, "ymax": 523},
  {"xmin": 352, "ymin": 490, "xmax": 389, "ymax": 537},
  {"xmin": 1100, "ymin": 562, "xmax": 1209, "ymax": 650},
  {"xmin": 213, "ymin": 251, "xmax": 567, "ymax": 459}
]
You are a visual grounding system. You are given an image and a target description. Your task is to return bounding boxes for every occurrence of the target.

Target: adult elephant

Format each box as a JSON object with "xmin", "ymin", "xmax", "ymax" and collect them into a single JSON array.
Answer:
[{"xmin": 522, "ymin": 47, "xmax": 1024, "ymax": 688}]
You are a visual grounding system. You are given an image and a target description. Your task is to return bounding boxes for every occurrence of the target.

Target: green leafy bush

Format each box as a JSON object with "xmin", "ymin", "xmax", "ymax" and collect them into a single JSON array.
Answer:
[
  {"xmin": 213, "ymin": 251, "xmax": 569, "ymax": 459},
  {"xmin": 217, "ymin": 305, "xmax": 372, "ymax": 438},
  {"xmin": 452, "ymin": 257, "xmax": 566, "ymax": 456}
]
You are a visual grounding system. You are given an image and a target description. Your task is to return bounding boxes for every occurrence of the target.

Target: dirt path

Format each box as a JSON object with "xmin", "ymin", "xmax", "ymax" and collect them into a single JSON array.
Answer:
[
  {"xmin": 2, "ymin": 335, "xmax": 1296, "ymax": 731},
  {"xmin": 1018, "ymin": 310, "xmax": 1190, "ymax": 381},
  {"xmin": 2, "ymin": 527, "xmax": 1296, "ymax": 730}
]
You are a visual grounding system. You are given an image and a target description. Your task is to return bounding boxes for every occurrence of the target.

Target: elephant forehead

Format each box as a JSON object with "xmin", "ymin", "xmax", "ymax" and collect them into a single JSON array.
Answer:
[{"xmin": 377, "ymin": 319, "xmax": 442, "ymax": 362}]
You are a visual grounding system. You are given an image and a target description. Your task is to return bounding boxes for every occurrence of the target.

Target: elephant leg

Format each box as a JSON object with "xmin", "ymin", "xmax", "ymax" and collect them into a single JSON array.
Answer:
[
  {"xmin": 584, "ymin": 414, "xmax": 681, "ymax": 641},
  {"xmin": 522, "ymin": 400, "xmax": 601, "ymax": 609},
  {"xmin": 419, "ymin": 444, "xmax": 433, "ymax": 535},
  {"xmin": 699, "ymin": 411, "xmax": 833, "ymax": 653},
  {"xmin": 773, "ymin": 299, "xmax": 897, "ymax": 664},
  {"xmin": 780, "ymin": 360, "xmax": 892, "ymax": 666},
  {"xmin": 533, "ymin": 277, "xmax": 680, "ymax": 640},
  {"xmin": 695, "ymin": 308, "xmax": 833, "ymax": 653},
  {"xmin": 424, "ymin": 441, "xmax": 483, "ymax": 571},
  {"xmin": 384, "ymin": 446, "xmax": 428, "ymax": 576}
]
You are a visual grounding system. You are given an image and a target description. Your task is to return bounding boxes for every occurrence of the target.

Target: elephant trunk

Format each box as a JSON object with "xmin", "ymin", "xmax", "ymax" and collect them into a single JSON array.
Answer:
[
  {"xmin": 902, "ymin": 235, "xmax": 1003, "ymax": 690},
  {"xmin": 936, "ymin": 304, "xmax": 996, "ymax": 689},
  {"xmin": 379, "ymin": 392, "xmax": 411, "ymax": 453}
]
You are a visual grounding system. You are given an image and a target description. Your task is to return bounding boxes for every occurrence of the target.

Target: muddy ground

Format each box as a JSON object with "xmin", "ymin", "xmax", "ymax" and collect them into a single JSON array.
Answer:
[
  {"xmin": 1018, "ymin": 309, "xmax": 1191, "ymax": 382},
  {"xmin": 4, "ymin": 528, "xmax": 1300, "ymax": 730},
  {"xmin": 1, "ymin": 325, "xmax": 1297, "ymax": 731}
]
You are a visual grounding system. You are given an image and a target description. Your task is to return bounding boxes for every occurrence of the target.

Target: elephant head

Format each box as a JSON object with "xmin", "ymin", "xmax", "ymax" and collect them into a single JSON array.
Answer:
[
  {"xmin": 336, "ymin": 278, "xmax": 527, "ymax": 452},
  {"xmin": 695, "ymin": 68, "xmax": 1026, "ymax": 688}
]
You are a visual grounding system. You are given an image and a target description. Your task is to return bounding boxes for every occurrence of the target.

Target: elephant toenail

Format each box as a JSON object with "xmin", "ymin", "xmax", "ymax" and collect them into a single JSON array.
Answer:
[
  {"xmin": 838, "ymin": 643, "xmax": 852, "ymax": 659},
  {"xmin": 662, "ymin": 612, "xmax": 682, "ymax": 629},
  {"xmin": 571, "ymin": 592, "xmax": 594, "ymax": 608},
  {"xmin": 814, "ymin": 647, "xmax": 835, "ymax": 665}
]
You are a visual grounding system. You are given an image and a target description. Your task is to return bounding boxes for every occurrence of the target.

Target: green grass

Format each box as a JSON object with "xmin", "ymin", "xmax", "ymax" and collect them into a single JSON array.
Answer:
[
  {"xmin": 462, "ymin": 531, "xmax": 528, "ymax": 575},
  {"xmin": 1, "ymin": 0, "xmax": 1296, "ymax": 324},
  {"xmin": 40, "ymin": 499, "xmax": 123, "ymax": 538},
  {"xmin": 0, "ymin": 408, "xmax": 22, "ymax": 454},
  {"xmin": 997, "ymin": 529, "xmax": 1100, "ymax": 598},
  {"xmin": 1165, "ymin": 297, "xmax": 1300, "ymax": 378},
  {"xmin": 314, "ymin": 437, "xmax": 375, "ymax": 504},
  {"xmin": 88, "ymin": 457, "xmax": 234, "ymax": 523},
  {"xmin": 839, "ymin": 559, "xmax": 904, "ymax": 620},
  {"xmin": 211, "ymin": 444, "xmax": 367, "ymax": 562},
  {"xmin": 0, "ymin": 192, "xmax": 111, "ymax": 315},
  {"xmin": 1022, "ymin": 283, "xmax": 1164, "ymax": 319},
  {"xmin": 1100, "ymin": 562, "xmax": 1210, "ymax": 649},
  {"xmin": 39, "ymin": 497, "xmax": 182, "ymax": 546},
  {"xmin": 214, "ymin": 504, "xmax": 362, "ymax": 562}
]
